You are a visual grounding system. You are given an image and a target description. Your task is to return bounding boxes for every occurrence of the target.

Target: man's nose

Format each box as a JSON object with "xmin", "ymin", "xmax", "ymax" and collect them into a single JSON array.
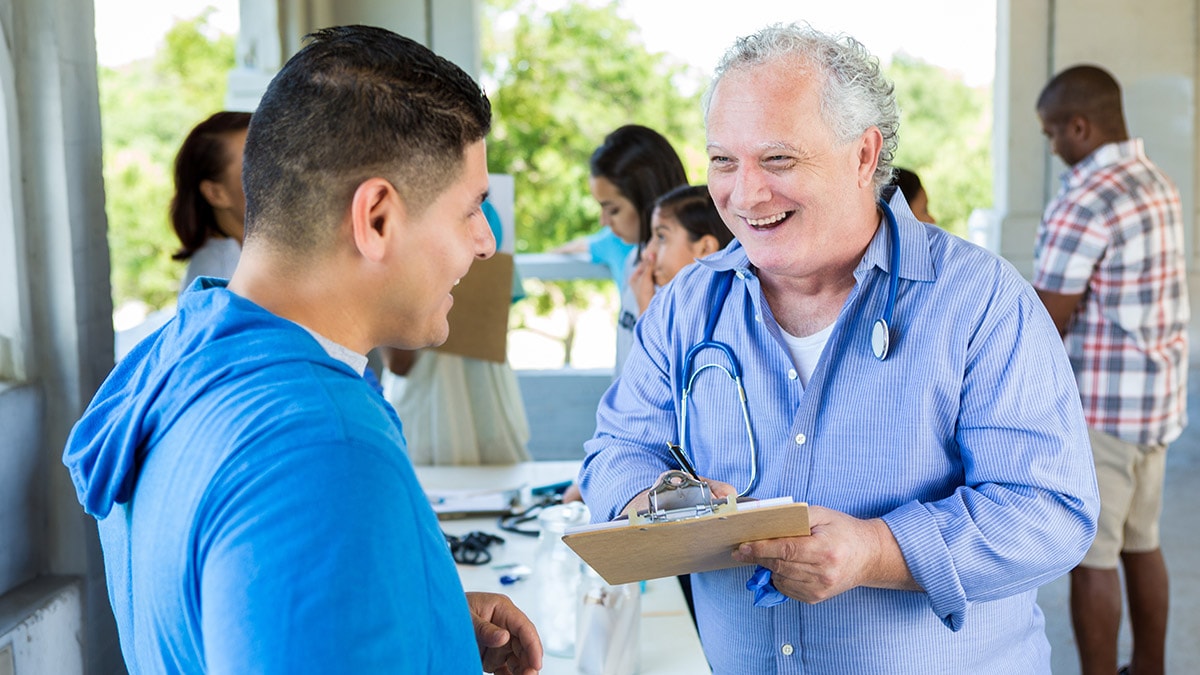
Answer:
[
  {"xmin": 730, "ymin": 166, "xmax": 770, "ymax": 210},
  {"xmin": 475, "ymin": 217, "xmax": 497, "ymax": 260}
]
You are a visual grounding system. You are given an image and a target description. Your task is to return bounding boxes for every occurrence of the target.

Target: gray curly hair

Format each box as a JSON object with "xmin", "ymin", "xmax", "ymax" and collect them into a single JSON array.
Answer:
[{"xmin": 703, "ymin": 23, "xmax": 899, "ymax": 198}]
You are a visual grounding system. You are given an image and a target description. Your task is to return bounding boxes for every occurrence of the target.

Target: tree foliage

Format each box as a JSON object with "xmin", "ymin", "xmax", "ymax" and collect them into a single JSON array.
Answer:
[
  {"xmin": 482, "ymin": 0, "xmax": 708, "ymax": 253},
  {"xmin": 886, "ymin": 54, "xmax": 993, "ymax": 237},
  {"xmin": 101, "ymin": 10, "xmax": 235, "ymax": 310}
]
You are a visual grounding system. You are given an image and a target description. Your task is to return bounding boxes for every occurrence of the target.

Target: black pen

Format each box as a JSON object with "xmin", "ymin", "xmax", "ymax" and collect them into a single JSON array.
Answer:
[{"xmin": 666, "ymin": 443, "xmax": 699, "ymax": 480}]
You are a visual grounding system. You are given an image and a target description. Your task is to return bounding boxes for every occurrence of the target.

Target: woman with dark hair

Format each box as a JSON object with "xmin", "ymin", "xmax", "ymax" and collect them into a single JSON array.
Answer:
[
  {"xmin": 640, "ymin": 184, "xmax": 734, "ymax": 307},
  {"xmin": 170, "ymin": 111, "xmax": 252, "ymax": 294},
  {"xmin": 889, "ymin": 166, "xmax": 936, "ymax": 224},
  {"xmin": 559, "ymin": 125, "xmax": 688, "ymax": 374}
]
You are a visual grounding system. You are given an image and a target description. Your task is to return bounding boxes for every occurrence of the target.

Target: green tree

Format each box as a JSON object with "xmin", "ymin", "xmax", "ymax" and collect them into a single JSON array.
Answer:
[
  {"xmin": 482, "ymin": 0, "xmax": 710, "ymax": 366},
  {"xmin": 886, "ymin": 54, "xmax": 993, "ymax": 238},
  {"xmin": 101, "ymin": 9, "xmax": 236, "ymax": 310},
  {"xmin": 482, "ymin": 0, "xmax": 707, "ymax": 253}
]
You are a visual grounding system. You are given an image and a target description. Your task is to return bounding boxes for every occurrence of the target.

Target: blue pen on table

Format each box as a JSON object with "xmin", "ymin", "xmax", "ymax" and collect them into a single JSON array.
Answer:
[{"xmin": 494, "ymin": 563, "xmax": 530, "ymax": 585}]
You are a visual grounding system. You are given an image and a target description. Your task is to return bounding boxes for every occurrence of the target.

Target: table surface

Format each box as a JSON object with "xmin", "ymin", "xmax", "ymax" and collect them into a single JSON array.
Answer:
[{"xmin": 415, "ymin": 461, "xmax": 709, "ymax": 674}]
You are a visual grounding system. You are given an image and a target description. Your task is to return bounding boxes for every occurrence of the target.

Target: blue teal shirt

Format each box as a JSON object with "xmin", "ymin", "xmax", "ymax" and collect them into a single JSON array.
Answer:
[
  {"xmin": 63, "ymin": 280, "xmax": 480, "ymax": 674},
  {"xmin": 587, "ymin": 229, "xmax": 636, "ymax": 291},
  {"xmin": 579, "ymin": 195, "xmax": 1099, "ymax": 673}
]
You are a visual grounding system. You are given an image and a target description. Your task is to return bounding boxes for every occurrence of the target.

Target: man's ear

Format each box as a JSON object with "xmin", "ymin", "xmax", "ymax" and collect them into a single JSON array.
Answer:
[
  {"xmin": 857, "ymin": 127, "xmax": 884, "ymax": 189},
  {"xmin": 349, "ymin": 178, "xmax": 403, "ymax": 263},
  {"xmin": 1068, "ymin": 114, "xmax": 1091, "ymax": 141},
  {"xmin": 199, "ymin": 179, "xmax": 232, "ymax": 209}
]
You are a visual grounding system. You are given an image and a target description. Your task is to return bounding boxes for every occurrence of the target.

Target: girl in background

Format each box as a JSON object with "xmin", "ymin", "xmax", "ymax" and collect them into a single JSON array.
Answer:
[
  {"xmin": 567, "ymin": 125, "xmax": 688, "ymax": 374},
  {"xmin": 631, "ymin": 184, "xmax": 734, "ymax": 310},
  {"xmin": 170, "ymin": 111, "xmax": 252, "ymax": 294}
]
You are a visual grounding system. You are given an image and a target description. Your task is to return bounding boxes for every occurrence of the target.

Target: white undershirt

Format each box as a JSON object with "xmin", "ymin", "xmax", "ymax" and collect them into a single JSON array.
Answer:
[{"xmin": 779, "ymin": 322, "xmax": 835, "ymax": 387}]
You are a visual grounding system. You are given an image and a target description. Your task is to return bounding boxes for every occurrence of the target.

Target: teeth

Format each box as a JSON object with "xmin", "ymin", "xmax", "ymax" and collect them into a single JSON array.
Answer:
[
  {"xmin": 453, "ymin": 279, "xmax": 461, "ymax": 286},
  {"xmin": 747, "ymin": 212, "xmax": 788, "ymax": 227}
]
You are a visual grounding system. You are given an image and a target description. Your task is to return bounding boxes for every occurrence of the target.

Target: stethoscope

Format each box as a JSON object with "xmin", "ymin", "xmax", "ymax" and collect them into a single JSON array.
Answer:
[{"xmin": 676, "ymin": 198, "xmax": 902, "ymax": 497}]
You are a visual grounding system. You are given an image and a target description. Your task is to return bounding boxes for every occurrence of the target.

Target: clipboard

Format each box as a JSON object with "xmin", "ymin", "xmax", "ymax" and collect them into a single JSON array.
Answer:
[
  {"xmin": 432, "ymin": 253, "xmax": 513, "ymax": 363},
  {"xmin": 561, "ymin": 471, "xmax": 810, "ymax": 585}
]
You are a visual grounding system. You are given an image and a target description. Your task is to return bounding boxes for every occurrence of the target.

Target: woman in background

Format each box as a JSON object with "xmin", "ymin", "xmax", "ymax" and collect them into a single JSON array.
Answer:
[
  {"xmin": 559, "ymin": 125, "xmax": 688, "ymax": 374},
  {"xmin": 170, "ymin": 111, "xmax": 251, "ymax": 294},
  {"xmin": 889, "ymin": 166, "xmax": 937, "ymax": 224}
]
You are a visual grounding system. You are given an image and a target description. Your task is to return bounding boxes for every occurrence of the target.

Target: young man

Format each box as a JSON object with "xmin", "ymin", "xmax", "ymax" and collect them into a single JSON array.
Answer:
[
  {"xmin": 63, "ymin": 26, "xmax": 541, "ymax": 674},
  {"xmin": 579, "ymin": 24, "xmax": 1099, "ymax": 673},
  {"xmin": 1034, "ymin": 64, "xmax": 1188, "ymax": 675}
]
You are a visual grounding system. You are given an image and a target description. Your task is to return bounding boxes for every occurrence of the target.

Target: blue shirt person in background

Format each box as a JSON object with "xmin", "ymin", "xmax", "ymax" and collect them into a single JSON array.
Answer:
[
  {"xmin": 62, "ymin": 26, "xmax": 541, "ymax": 674},
  {"xmin": 578, "ymin": 23, "xmax": 1098, "ymax": 674}
]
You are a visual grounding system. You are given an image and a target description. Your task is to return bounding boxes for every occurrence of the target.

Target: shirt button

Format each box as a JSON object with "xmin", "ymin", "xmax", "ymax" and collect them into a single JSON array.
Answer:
[
  {"xmin": 736, "ymin": 270, "xmax": 746, "ymax": 280},
  {"xmin": 781, "ymin": 643, "xmax": 794, "ymax": 656},
  {"xmin": 787, "ymin": 368, "xmax": 797, "ymax": 380},
  {"xmin": 795, "ymin": 433, "xmax": 806, "ymax": 445}
]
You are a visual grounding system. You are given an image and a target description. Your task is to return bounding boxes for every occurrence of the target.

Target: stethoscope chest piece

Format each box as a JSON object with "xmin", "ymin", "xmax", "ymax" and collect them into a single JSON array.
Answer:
[{"xmin": 871, "ymin": 318, "xmax": 891, "ymax": 361}]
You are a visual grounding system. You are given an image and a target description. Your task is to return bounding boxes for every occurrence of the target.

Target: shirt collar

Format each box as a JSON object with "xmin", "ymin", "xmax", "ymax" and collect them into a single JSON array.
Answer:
[{"xmin": 1063, "ymin": 138, "xmax": 1144, "ymax": 190}]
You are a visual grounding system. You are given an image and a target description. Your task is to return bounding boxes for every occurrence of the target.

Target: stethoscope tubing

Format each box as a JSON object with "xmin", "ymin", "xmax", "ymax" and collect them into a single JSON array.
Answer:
[{"xmin": 676, "ymin": 198, "xmax": 902, "ymax": 496}]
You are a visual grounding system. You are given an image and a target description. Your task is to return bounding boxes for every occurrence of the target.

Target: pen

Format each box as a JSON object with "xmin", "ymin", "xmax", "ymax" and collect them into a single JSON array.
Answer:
[{"xmin": 666, "ymin": 443, "xmax": 699, "ymax": 480}]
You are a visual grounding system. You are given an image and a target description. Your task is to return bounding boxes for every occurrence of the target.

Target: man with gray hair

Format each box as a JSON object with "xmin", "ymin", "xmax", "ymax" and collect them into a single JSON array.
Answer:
[{"xmin": 579, "ymin": 23, "xmax": 1098, "ymax": 673}]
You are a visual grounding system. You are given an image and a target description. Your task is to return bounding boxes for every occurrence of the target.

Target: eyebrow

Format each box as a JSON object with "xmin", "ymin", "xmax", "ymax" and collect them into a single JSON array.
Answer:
[{"xmin": 706, "ymin": 140, "xmax": 802, "ymax": 153}]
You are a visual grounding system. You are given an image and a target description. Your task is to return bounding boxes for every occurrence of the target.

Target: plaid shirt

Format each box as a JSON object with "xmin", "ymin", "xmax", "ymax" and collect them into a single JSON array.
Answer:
[{"xmin": 1033, "ymin": 139, "xmax": 1189, "ymax": 445}]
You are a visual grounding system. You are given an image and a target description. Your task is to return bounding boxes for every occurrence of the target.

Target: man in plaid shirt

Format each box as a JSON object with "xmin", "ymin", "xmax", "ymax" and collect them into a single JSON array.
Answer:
[{"xmin": 1033, "ymin": 65, "xmax": 1188, "ymax": 675}]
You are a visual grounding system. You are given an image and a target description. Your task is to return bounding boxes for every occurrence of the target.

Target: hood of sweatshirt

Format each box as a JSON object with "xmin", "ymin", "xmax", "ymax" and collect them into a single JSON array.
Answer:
[{"xmin": 62, "ymin": 279, "xmax": 350, "ymax": 518}]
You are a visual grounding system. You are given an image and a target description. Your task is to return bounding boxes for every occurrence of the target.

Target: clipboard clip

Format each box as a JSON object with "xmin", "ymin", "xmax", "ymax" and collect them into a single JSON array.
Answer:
[{"xmin": 636, "ymin": 470, "xmax": 732, "ymax": 524}]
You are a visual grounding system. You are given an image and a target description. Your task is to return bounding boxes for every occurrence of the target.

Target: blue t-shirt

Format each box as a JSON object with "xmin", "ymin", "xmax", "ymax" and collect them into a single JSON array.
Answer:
[
  {"xmin": 63, "ymin": 280, "xmax": 480, "ymax": 673},
  {"xmin": 587, "ymin": 229, "xmax": 636, "ymax": 291}
]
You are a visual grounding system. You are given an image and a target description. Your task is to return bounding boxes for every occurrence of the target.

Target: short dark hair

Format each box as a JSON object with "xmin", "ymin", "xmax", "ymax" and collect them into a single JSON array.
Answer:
[
  {"xmin": 589, "ymin": 125, "xmax": 688, "ymax": 255},
  {"xmin": 170, "ymin": 111, "xmax": 252, "ymax": 261},
  {"xmin": 888, "ymin": 167, "xmax": 924, "ymax": 202},
  {"xmin": 243, "ymin": 25, "xmax": 492, "ymax": 252},
  {"xmin": 1036, "ymin": 64, "xmax": 1126, "ymax": 134},
  {"xmin": 653, "ymin": 184, "xmax": 733, "ymax": 250}
]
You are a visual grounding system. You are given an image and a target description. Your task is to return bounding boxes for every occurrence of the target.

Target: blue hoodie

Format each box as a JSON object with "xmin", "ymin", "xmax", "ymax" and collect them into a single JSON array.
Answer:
[{"xmin": 63, "ymin": 280, "xmax": 481, "ymax": 673}]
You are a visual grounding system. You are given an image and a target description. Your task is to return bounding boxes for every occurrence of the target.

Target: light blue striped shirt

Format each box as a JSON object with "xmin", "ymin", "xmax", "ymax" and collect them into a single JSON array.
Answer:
[{"xmin": 579, "ymin": 194, "xmax": 1099, "ymax": 674}]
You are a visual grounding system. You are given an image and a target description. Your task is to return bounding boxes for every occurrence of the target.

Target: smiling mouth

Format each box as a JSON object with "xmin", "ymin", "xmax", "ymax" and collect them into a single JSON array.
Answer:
[{"xmin": 746, "ymin": 212, "xmax": 791, "ymax": 230}]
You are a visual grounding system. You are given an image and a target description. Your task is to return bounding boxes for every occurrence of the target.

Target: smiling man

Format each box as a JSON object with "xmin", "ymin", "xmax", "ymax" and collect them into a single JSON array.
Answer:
[
  {"xmin": 579, "ymin": 23, "xmax": 1098, "ymax": 674},
  {"xmin": 62, "ymin": 25, "xmax": 541, "ymax": 675}
]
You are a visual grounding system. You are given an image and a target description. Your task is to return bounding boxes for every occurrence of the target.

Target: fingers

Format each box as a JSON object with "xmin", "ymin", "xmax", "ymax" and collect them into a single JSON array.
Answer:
[{"xmin": 703, "ymin": 477, "xmax": 738, "ymax": 500}]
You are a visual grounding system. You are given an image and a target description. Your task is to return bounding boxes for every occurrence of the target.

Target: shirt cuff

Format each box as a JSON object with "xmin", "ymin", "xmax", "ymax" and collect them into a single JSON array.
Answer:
[{"xmin": 882, "ymin": 501, "xmax": 968, "ymax": 631}]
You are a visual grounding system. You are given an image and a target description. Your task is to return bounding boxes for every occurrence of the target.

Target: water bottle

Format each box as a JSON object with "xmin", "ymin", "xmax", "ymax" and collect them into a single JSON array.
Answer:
[
  {"xmin": 575, "ymin": 564, "xmax": 641, "ymax": 675},
  {"xmin": 534, "ymin": 502, "xmax": 589, "ymax": 657}
]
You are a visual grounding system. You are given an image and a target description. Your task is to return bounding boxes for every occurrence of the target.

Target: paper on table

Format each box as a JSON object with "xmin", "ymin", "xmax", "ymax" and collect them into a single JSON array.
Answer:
[{"xmin": 426, "ymin": 487, "xmax": 520, "ymax": 518}]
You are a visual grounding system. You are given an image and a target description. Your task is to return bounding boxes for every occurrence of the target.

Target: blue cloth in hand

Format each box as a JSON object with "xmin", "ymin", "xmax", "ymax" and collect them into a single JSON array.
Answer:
[{"xmin": 747, "ymin": 565, "xmax": 790, "ymax": 607}]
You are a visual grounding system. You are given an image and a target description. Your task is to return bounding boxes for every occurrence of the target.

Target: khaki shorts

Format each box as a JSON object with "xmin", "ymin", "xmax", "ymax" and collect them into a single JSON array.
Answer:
[{"xmin": 1080, "ymin": 428, "xmax": 1167, "ymax": 568}]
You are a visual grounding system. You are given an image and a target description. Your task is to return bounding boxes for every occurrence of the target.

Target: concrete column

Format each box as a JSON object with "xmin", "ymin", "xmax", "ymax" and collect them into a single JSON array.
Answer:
[
  {"xmin": 10, "ymin": 0, "xmax": 120, "ymax": 671},
  {"xmin": 226, "ymin": 0, "xmax": 481, "ymax": 111},
  {"xmin": 993, "ymin": 0, "xmax": 1052, "ymax": 276}
]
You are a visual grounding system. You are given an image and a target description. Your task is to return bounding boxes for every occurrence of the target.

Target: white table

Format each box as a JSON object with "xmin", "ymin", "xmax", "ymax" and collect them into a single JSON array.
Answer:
[{"xmin": 415, "ymin": 461, "xmax": 710, "ymax": 674}]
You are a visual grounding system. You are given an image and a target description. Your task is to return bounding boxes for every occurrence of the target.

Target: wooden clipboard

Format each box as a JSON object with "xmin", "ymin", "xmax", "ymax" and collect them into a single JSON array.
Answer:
[
  {"xmin": 561, "ymin": 502, "xmax": 810, "ymax": 585},
  {"xmin": 432, "ymin": 253, "xmax": 513, "ymax": 363}
]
